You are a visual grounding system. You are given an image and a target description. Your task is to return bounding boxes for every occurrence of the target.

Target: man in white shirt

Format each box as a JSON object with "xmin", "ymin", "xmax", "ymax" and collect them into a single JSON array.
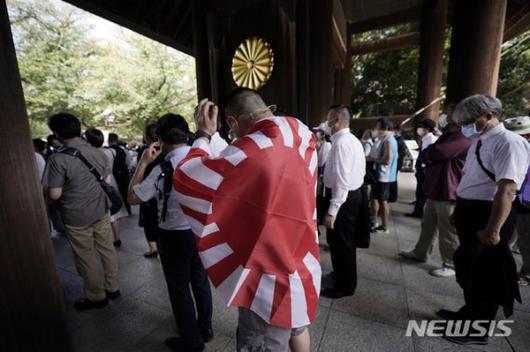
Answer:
[
  {"xmin": 438, "ymin": 95, "xmax": 530, "ymax": 346},
  {"xmin": 322, "ymin": 105, "xmax": 366, "ymax": 298},
  {"xmin": 128, "ymin": 114, "xmax": 213, "ymax": 352},
  {"xmin": 407, "ymin": 118, "xmax": 438, "ymax": 218}
]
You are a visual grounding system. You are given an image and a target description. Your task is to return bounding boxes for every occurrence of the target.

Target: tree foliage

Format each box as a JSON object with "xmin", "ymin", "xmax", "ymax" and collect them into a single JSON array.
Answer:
[
  {"xmin": 7, "ymin": 0, "xmax": 197, "ymax": 139},
  {"xmin": 350, "ymin": 23, "xmax": 529, "ymax": 119}
]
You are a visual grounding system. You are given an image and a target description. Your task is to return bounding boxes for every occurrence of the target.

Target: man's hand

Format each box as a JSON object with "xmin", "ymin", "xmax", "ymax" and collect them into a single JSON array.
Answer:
[
  {"xmin": 140, "ymin": 142, "xmax": 161, "ymax": 165},
  {"xmin": 478, "ymin": 228, "xmax": 501, "ymax": 247},
  {"xmin": 195, "ymin": 98, "xmax": 218, "ymax": 135},
  {"xmin": 323, "ymin": 214, "xmax": 336, "ymax": 229}
]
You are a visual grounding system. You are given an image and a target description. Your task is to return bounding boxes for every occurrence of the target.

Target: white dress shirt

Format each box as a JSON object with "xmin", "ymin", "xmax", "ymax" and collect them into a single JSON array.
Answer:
[
  {"xmin": 133, "ymin": 146, "xmax": 191, "ymax": 231},
  {"xmin": 457, "ymin": 124, "xmax": 530, "ymax": 201},
  {"xmin": 323, "ymin": 128, "xmax": 366, "ymax": 217},
  {"xmin": 317, "ymin": 141, "xmax": 332, "ymax": 167},
  {"xmin": 35, "ymin": 153, "xmax": 45, "ymax": 180},
  {"xmin": 421, "ymin": 132, "xmax": 438, "ymax": 151}
]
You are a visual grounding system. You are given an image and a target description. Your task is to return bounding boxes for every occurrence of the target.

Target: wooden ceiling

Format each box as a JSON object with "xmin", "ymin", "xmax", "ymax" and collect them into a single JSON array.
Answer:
[
  {"xmin": 63, "ymin": 0, "xmax": 194, "ymax": 55},
  {"xmin": 62, "ymin": 0, "xmax": 529, "ymax": 55}
]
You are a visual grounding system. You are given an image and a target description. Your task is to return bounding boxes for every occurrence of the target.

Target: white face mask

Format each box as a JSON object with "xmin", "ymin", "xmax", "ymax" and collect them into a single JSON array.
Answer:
[
  {"xmin": 416, "ymin": 127, "xmax": 426, "ymax": 137},
  {"xmin": 439, "ymin": 114, "xmax": 448, "ymax": 129}
]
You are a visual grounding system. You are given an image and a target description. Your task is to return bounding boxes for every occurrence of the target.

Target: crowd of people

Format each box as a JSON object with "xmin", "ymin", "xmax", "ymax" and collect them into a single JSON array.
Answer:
[{"xmin": 33, "ymin": 90, "xmax": 530, "ymax": 350}]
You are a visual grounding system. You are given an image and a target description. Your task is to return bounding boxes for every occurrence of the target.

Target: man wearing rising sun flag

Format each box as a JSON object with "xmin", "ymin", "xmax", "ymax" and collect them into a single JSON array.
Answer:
[{"xmin": 173, "ymin": 88, "xmax": 321, "ymax": 352}]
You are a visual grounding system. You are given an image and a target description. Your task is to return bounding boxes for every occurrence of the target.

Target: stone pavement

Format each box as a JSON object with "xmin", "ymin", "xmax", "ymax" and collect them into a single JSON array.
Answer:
[{"xmin": 53, "ymin": 173, "xmax": 530, "ymax": 351}]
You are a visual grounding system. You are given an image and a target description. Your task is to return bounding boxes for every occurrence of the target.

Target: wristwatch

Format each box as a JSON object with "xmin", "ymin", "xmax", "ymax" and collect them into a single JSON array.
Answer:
[{"xmin": 194, "ymin": 130, "xmax": 212, "ymax": 143}]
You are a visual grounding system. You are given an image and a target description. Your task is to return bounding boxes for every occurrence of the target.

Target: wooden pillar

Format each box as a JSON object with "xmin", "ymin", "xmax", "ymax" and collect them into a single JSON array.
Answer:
[
  {"xmin": 415, "ymin": 0, "xmax": 447, "ymax": 122},
  {"xmin": 0, "ymin": 1, "xmax": 71, "ymax": 350},
  {"xmin": 445, "ymin": 0, "xmax": 507, "ymax": 104},
  {"xmin": 192, "ymin": 0, "xmax": 211, "ymax": 101}
]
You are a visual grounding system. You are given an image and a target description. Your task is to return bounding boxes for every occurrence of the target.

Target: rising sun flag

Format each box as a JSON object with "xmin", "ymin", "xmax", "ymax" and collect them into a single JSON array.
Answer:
[{"xmin": 173, "ymin": 116, "xmax": 321, "ymax": 328}]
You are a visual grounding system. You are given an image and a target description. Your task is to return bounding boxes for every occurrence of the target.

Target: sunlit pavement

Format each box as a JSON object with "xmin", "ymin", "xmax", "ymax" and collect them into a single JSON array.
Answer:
[{"xmin": 53, "ymin": 172, "xmax": 530, "ymax": 351}]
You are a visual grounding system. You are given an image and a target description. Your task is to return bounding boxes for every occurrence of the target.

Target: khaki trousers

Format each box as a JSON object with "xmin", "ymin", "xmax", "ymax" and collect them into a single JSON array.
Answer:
[
  {"xmin": 412, "ymin": 199, "xmax": 459, "ymax": 267},
  {"xmin": 516, "ymin": 212, "xmax": 530, "ymax": 275},
  {"xmin": 64, "ymin": 213, "xmax": 119, "ymax": 301}
]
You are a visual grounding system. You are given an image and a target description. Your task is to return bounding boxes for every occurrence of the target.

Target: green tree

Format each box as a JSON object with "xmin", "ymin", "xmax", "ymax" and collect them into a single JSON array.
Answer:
[{"xmin": 7, "ymin": 0, "xmax": 197, "ymax": 139}]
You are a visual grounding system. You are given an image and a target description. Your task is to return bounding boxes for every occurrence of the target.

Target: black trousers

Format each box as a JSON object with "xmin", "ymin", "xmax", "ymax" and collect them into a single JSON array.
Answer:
[
  {"xmin": 325, "ymin": 188, "xmax": 362, "ymax": 292},
  {"xmin": 158, "ymin": 229, "xmax": 213, "ymax": 344},
  {"xmin": 453, "ymin": 198, "xmax": 520, "ymax": 320},
  {"xmin": 412, "ymin": 172, "xmax": 426, "ymax": 215},
  {"xmin": 139, "ymin": 200, "xmax": 158, "ymax": 242}
]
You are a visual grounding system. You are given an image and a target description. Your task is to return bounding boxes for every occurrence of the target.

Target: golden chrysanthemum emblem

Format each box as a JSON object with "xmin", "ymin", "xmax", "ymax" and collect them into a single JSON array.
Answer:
[{"xmin": 231, "ymin": 37, "xmax": 274, "ymax": 90}]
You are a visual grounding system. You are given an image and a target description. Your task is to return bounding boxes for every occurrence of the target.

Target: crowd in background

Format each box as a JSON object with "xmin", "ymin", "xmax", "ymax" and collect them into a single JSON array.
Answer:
[{"xmin": 32, "ymin": 91, "xmax": 530, "ymax": 350}]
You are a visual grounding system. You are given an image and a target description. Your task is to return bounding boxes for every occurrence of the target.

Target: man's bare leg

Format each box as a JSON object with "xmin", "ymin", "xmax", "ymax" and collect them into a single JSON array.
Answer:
[{"xmin": 289, "ymin": 328, "xmax": 310, "ymax": 352}]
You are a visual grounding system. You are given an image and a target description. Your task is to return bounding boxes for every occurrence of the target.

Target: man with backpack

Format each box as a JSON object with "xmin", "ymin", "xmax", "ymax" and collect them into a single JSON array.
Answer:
[
  {"xmin": 437, "ymin": 96, "xmax": 530, "ymax": 346},
  {"xmin": 128, "ymin": 114, "xmax": 213, "ymax": 352},
  {"xmin": 42, "ymin": 113, "xmax": 120, "ymax": 311},
  {"xmin": 504, "ymin": 116, "xmax": 530, "ymax": 286},
  {"xmin": 108, "ymin": 133, "xmax": 132, "ymax": 215}
]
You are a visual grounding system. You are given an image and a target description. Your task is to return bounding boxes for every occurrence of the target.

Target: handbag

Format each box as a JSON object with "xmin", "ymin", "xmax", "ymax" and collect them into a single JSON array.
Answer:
[{"xmin": 59, "ymin": 147, "xmax": 123, "ymax": 215}]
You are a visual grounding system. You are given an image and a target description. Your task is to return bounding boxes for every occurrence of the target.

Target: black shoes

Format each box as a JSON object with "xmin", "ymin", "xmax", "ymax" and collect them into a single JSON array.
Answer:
[
  {"xmin": 143, "ymin": 250, "xmax": 159, "ymax": 258},
  {"xmin": 405, "ymin": 212, "xmax": 423, "ymax": 218},
  {"xmin": 435, "ymin": 308, "xmax": 461, "ymax": 320},
  {"xmin": 165, "ymin": 337, "xmax": 205, "ymax": 352},
  {"xmin": 201, "ymin": 327, "xmax": 214, "ymax": 343},
  {"xmin": 74, "ymin": 297, "xmax": 109, "ymax": 311},
  {"xmin": 320, "ymin": 287, "xmax": 354, "ymax": 299},
  {"xmin": 106, "ymin": 290, "xmax": 121, "ymax": 300},
  {"xmin": 114, "ymin": 240, "xmax": 122, "ymax": 248},
  {"xmin": 443, "ymin": 335, "xmax": 488, "ymax": 345}
]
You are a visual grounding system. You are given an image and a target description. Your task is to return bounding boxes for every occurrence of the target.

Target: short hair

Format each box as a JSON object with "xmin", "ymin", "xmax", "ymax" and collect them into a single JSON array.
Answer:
[
  {"xmin": 48, "ymin": 113, "xmax": 81, "ymax": 139},
  {"xmin": 453, "ymin": 95, "xmax": 502, "ymax": 124},
  {"xmin": 108, "ymin": 133, "xmax": 119, "ymax": 145},
  {"xmin": 418, "ymin": 118, "xmax": 436, "ymax": 132},
  {"xmin": 376, "ymin": 117, "xmax": 394, "ymax": 131},
  {"xmin": 329, "ymin": 104, "xmax": 351, "ymax": 125},
  {"xmin": 224, "ymin": 87, "xmax": 267, "ymax": 119},
  {"xmin": 144, "ymin": 121, "xmax": 157, "ymax": 143},
  {"xmin": 33, "ymin": 138, "xmax": 46, "ymax": 153},
  {"xmin": 84, "ymin": 128, "xmax": 105, "ymax": 148},
  {"xmin": 156, "ymin": 113, "xmax": 190, "ymax": 145}
]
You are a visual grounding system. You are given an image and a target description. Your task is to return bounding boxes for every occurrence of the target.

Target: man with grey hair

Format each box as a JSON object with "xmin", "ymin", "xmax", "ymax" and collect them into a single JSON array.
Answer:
[
  {"xmin": 321, "ymin": 105, "xmax": 366, "ymax": 298},
  {"xmin": 437, "ymin": 95, "xmax": 530, "ymax": 345}
]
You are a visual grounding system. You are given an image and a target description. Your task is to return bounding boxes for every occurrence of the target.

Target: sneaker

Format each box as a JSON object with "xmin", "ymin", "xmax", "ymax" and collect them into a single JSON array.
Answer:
[
  {"xmin": 519, "ymin": 273, "xmax": 530, "ymax": 286},
  {"xmin": 74, "ymin": 297, "xmax": 108, "ymax": 311},
  {"xmin": 373, "ymin": 225, "xmax": 389, "ymax": 234},
  {"xmin": 105, "ymin": 290, "xmax": 121, "ymax": 300},
  {"xmin": 143, "ymin": 250, "xmax": 158, "ymax": 258},
  {"xmin": 429, "ymin": 267, "xmax": 456, "ymax": 278},
  {"xmin": 398, "ymin": 250, "xmax": 426, "ymax": 262}
]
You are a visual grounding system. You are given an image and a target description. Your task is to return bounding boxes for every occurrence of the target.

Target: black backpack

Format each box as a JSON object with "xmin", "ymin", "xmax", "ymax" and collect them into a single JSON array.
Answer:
[{"xmin": 108, "ymin": 145, "xmax": 129, "ymax": 185}]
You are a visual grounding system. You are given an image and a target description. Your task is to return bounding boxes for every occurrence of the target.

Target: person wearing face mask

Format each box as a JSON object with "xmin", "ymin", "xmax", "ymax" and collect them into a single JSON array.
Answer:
[
  {"xmin": 407, "ymin": 118, "xmax": 438, "ymax": 218},
  {"xmin": 173, "ymin": 88, "xmax": 321, "ymax": 352},
  {"xmin": 367, "ymin": 118, "xmax": 398, "ymax": 234},
  {"xmin": 399, "ymin": 103, "xmax": 473, "ymax": 278},
  {"xmin": 436, "ymin": 95, "xmax": 530, "ymax": 346},
  {"xmin": 320, "ymin": 105, "xmax": 367, "ymax": 299},
  {"xmin": 504, "ymin": 116, "xmax": 530, "ymax": 286}
]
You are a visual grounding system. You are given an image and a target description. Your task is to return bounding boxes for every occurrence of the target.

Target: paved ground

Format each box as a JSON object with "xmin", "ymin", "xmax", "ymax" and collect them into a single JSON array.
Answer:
[{"xmin": 53, "ymin": 173, "xmax": 530, "ymax": 351}]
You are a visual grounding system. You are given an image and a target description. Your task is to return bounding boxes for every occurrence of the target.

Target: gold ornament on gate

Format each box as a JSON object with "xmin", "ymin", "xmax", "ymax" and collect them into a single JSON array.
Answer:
[{"xmin": 231, "ymin": 37, "xmax": 274, "ymax": 90}]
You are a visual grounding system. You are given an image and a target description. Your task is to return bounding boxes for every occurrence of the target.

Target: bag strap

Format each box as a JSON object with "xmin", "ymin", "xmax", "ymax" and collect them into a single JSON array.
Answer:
[
  {"xmin": 158, "ymin": 160, "xmax": 175, "ymax": 222},
  {"xmin": 475, "ymin": 140, "xmax": 496, "ymax": 182},
  {"xmin": 59, "ymin": 147, "xmax": 104, "ymax": 182}
]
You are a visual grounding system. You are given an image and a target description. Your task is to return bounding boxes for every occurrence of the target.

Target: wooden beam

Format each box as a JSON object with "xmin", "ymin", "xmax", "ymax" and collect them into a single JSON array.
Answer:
[
  {"xmin": 349, "ymin": 7, "xmax": 421, "ymax": 34},
  {"xmin": 504, "ymin": 4, "xmax": 530, "ymax": 42},
  {"xmin": 351, "ymin": 32, "xmax": 420, "ymax": 55},
  {"xmin": 0, "ymin": 0, "xmax": 72, "ymax": 350}
]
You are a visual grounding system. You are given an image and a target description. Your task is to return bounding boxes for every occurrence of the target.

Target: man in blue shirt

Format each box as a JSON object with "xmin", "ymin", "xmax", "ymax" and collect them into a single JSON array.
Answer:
[{"xmin": 367, "ymin": 117, "xmax": 398, "ymax": 234}]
